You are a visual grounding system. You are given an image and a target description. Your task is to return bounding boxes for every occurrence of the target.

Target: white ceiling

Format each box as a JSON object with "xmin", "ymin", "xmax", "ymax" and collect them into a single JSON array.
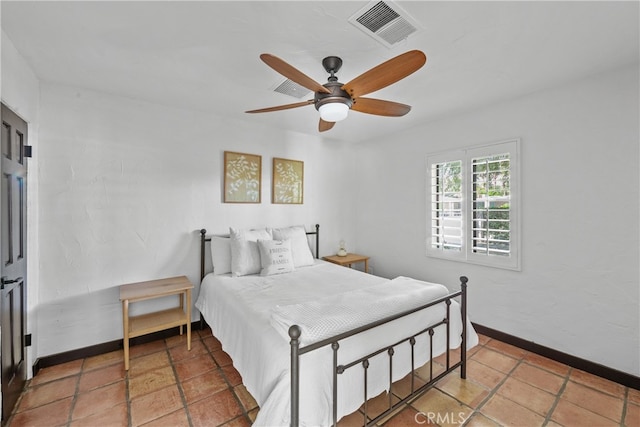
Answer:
[{"xmin": 2, "ymin": 1, "xmax": 639, "ymax": 143}]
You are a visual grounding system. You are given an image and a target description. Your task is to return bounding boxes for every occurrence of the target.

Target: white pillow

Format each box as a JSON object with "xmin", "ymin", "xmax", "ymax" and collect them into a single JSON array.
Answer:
[
  {"xmin": 258, "ymin": 239, "xmax": 295, "ymax": 276},
  {"xmin": 271, "ymin": 226, "xmax": 315, "ymax": 267},
  {"xmin": 211, "ymin": 236, "xmax": 232, "ymax": 275},
  {"xmin": 229, "ymin": 227, "xmax": 273, "ymax": 276}
]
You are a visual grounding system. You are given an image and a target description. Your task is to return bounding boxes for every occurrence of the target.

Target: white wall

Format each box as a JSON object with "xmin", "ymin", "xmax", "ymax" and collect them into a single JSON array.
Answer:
[
  {"xmin": 1, "ymin": 30, "xmax": 41, "ymax": 378},
  {"xmin": 352, "ymin": 64, "xmax": 640, "ymax": 375},
  {"xmin": 3, "ymin": 28, "xmax": 638, "ymax": 377},
  {"xmin": 35, "ymin": 83, "xmax": 356, "ymax": 356}
]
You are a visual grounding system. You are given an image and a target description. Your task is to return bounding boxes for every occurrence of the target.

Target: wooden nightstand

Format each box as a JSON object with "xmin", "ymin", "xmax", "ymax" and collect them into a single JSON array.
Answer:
[
  {"xmin": 323, "ymin": 253, "xmax": 370, "ymax": 273},
  {"xmin": 119, "ymin": 275, "xmax": 193, "ymax": 370}
]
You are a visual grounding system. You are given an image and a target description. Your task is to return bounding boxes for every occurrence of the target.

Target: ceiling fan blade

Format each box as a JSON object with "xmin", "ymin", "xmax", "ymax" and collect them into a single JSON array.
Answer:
[
  {"xmin": 245, "ymin": 100, "xmax": 314, "ymax": 114},
  {"xmin": 319, "ymin": 119, "xmax": 335, "ymax": 132},
  {"xmin": 260, "ymin": 54, "xmax": 331, "ymax": 94},
  {"xmin": 342, "ymin": 50, "xmax": 426, "ymax": 98},
  {"xmin": 351, "ymin": 97, "xmax": 411, "ymax": 117}
]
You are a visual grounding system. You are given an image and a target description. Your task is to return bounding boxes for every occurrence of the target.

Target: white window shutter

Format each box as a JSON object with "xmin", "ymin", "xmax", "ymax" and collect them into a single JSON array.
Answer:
[{"xmin": 427, "ymin": 139, "xmax": 520, "ymax": 270}]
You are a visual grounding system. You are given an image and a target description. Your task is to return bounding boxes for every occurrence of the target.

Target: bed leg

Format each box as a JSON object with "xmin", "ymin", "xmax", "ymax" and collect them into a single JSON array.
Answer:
[
  {"xmin": 460, "ymin": 276, "xmax": 468, "ymax": 379},
  {"xmin": 289, "ymin": 325, "xmax": 301, "ymax": 427}
]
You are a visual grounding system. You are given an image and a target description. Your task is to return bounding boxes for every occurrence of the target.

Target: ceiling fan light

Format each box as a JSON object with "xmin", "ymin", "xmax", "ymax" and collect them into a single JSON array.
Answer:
[{"xmin": 318, "ymin": 102, "xmax": 349, "ymax": 122}]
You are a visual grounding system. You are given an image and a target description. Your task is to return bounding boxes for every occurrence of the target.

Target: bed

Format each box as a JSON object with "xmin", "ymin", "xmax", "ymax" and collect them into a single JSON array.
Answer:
[{"xmin": 195, "ymin": 225, "xmax": 478, "ymax": 426}]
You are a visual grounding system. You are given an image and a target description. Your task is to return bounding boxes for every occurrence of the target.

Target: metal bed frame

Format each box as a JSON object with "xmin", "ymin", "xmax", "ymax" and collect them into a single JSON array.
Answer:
[{"xmin": 199, "ymin": 225, "xmax": 468, "ymax": 427}]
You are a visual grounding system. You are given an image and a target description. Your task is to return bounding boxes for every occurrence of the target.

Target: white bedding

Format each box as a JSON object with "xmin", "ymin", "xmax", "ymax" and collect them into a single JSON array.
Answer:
[{"xmin": 195, "ymin": 260, "xmax": 478, "ymax": 426}]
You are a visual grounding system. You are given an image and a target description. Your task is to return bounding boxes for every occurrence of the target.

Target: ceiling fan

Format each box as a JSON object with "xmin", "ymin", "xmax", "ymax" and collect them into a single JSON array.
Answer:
[{"xmin": 245, "ymin": 50, "xmax": 427, "ymax": 132}]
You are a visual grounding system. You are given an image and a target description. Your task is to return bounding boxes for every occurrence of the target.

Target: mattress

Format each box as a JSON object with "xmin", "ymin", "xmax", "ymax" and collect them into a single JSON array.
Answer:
[{"xmin": 195, "ymin": 260, "xmax": 478, "ymax": 426}]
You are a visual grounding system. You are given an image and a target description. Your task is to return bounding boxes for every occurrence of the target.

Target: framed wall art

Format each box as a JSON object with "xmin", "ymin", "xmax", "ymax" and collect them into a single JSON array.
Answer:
[
  {"xmin": 224, "ymin": 151, "xmax": 262, "ymax": 203},
  {"xmin": 272, "ymin": 157, "xmax": 304, "ymax": 204}
]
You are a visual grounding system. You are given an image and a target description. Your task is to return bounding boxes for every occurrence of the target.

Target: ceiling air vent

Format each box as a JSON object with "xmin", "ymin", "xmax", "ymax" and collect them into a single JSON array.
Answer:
[
  {"xmin": 273, "ymin": 79, "xmax": 311, "ymax": 99},
  {"xmin": 349, "ymin": 1, "xmax": 420, "ymax": 48}
]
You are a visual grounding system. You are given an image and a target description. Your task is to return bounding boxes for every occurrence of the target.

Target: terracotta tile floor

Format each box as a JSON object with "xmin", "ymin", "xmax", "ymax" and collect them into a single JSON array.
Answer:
[{"xmin": 6, "ymin": 329, "xmax": 639, "ymax": 426}]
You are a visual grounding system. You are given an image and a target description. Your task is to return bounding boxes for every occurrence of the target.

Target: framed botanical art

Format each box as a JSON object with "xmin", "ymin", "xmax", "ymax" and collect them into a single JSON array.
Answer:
[
  {"xmin": 224, "ymin": 151, "xmax": 262, "ymax": 203},
  {"xmin": 272, "ymin": 157, "xmax": 304, "ymax": 204}
]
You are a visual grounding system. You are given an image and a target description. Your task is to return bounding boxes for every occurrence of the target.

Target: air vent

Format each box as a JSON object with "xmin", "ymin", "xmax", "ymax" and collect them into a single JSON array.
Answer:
[
  {"xmin": 349, "ymin": 1, "xmax": 420, "ymax": 48},
  {"xmin": 273, "ymin": 79, "xmax": 311, "ymax": 99}
]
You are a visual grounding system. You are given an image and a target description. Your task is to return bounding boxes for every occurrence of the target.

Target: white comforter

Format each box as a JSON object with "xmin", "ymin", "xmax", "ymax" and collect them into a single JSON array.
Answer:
[{"xmin": 195, "ymin": 261, "xmax": 478, "ymax": 426}]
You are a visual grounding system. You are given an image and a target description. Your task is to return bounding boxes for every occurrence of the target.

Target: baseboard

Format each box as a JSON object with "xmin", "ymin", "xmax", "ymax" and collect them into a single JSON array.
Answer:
[
  {"xmin": 32, "ymin": 321, "xmax": 638, "ymax": 391},
  {"xmin": 32, "ymin": 321, "xmax": 204, "ymax": 378},
  {"xmin": 473, "ymin": 323, "xmax": 640, "ymax": 390}
]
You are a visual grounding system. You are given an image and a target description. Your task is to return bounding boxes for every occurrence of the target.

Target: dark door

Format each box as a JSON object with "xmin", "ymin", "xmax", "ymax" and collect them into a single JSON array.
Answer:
[{"xmin": 0, "ymin": 103, "xmax": 28, "ymax": 423}]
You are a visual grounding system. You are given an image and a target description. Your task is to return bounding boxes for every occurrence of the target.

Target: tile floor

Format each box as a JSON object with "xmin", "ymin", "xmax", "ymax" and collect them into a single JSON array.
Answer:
[{"xmin": 6, "ymin": 329, "xmax": 639, "ymax": 426}]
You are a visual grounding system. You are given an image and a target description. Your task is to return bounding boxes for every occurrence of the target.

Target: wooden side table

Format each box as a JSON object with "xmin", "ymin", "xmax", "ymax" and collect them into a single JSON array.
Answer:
[
  {"xmin": 119, "ymin": 275, "xmax": 193, "ymax": 370},
  {"xmin": 323, "ymin": 253, "xmax": 370, "ymax": 273}
]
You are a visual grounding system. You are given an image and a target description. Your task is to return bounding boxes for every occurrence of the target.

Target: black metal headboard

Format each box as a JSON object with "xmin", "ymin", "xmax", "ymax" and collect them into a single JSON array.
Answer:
[{"xmin": 199, "ymin": 225, "xmax": 320, "ymax": 281}]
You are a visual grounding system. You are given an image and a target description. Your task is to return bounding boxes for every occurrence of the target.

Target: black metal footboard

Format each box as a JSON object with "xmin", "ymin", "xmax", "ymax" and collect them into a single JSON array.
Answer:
[{"xmin": 289, "ymin": 276, "xmax": 468, "ymax": 427}]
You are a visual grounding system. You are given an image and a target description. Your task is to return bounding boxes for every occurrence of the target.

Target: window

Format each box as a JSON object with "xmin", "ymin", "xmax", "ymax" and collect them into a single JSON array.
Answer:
[{"xmin": 427, "ymin": 139, "xmax": 520, "ymax": 270}]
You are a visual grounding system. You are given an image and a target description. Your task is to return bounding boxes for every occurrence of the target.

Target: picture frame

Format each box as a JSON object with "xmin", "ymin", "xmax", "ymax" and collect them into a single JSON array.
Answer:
[
  {"xmin": 272, "ymin": 157, "xmax": 304, "ymax": 204},
  {"xmin": 223, "ymin": 151, "xmax": 262, "ymax": 203}
]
